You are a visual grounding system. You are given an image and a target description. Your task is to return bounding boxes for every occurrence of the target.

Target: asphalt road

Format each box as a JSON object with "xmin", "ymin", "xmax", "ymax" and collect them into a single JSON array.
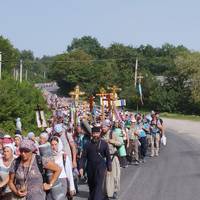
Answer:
[{"xmin": 75, "ymin": 130, "xmax": 200, "ymax": 200}]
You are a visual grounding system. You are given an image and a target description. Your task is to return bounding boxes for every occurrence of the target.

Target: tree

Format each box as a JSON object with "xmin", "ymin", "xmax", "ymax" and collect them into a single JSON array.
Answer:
[
  {"xmin": 0, "ymin": 79, "xmax": 48, "ymax": 134},
  {"xmin": 0, "ymin": 35, "xmax": 20, "ymax": 74},
  {"xmin": 67, "ymin": 36, "xmax": 105, "ymax": 58},
  {"xmin": 49, "ymin": 49, "xmax": 118, "ymax": 96},
  {"xmin": 175, "ymin": 52, "xmax": 200, "ymax": 106},
  {"xmin": 20, "ymin": 50, "xmax": 34, "ymax": 61}
]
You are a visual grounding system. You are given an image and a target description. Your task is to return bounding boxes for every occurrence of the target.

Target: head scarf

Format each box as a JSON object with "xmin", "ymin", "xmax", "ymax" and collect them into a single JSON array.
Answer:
[
  {"xmin": 15, "ymin": 134, "xmax": 23, "ymax": 141},
  {"xmin": 102, "ymin": 119, "xmax": 111, "ymax": 128},
  {"xmin": 20, "ymin": 139, "xmax": 36, "ymax": 152},
  {"xmin": 27, "ymin": 132, "xmax": 35, "ymax": 139},
  {"xmin": 40, "ymin": 132, "xmax": 49, "ymax": 141},
  {"xmin": 3, "ymin": 143, "xmax": 15, "ymax": 153}
]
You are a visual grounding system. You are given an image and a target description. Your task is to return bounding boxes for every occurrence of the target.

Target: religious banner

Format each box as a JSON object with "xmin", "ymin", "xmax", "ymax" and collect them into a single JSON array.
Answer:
[
  {"xmin": 115, "ymin": 99, "xmax": 126, "ymax": 107},
  {"xmin": 100, "ymin": 96, "xmax": 109, "ymax": 107},
  {"xmin": 36, "ymin": 110, "xmax": 47, "ymax": 128},
  {"xmin": 113, "ymin": 106, "xmax": 122, "ymax": 122},
  {"xmin": 136, "ymin": 74, "xmax": 144, "ymax": 105},
  {"xmin": 138, "ymin": 82, "xmax": 144, "ymax": 105}
]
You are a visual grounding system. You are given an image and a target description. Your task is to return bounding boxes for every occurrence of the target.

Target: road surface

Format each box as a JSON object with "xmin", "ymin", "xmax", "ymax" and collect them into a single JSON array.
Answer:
[{"xmin": 75, "ymin": 119, "xmax": 200, "ymax": 200}]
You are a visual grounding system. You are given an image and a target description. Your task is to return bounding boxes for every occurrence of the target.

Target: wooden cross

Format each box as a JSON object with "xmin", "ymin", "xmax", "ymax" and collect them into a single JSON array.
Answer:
[
  {"xmin": 89, "ymin": 95, "xmax": 95, "ymax": 113},
  {"xmin": 108, "ymin": 85, "xmax": 121, "ymax": 101},
  {"xmin": 105, "ymin": 94, "xmax": 111, "ymax": 111},
  {"xmin": 108, "ymin": 85, "xmax": 121, "ymax": 119},
  {"xmin": 96, "ymin": 88, "xmax": 110, "ymax": 121},
  {"xmin": 69, "ymin": 85, "xmax": 85, "ymax": 105}
]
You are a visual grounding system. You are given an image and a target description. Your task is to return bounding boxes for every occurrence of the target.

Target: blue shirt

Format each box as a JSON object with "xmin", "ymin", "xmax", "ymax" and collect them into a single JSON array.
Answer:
[{"xmin": 136, "ymin": 123, "xmax": 146, "ymax": 138}]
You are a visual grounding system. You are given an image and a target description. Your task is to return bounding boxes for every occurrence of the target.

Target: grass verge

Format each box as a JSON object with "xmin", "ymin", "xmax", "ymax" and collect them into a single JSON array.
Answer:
[{"xmin": 161, "ymin": 112, "xmax": 200, "ymax": 121}]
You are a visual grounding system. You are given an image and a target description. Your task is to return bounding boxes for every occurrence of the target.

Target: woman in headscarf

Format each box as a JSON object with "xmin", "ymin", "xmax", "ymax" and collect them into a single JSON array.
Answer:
[
  {"xmin": 113, "ymin": 121, "xmax": 128, "ymax": 168},
  {"xmin": 14, "ymin": 134, "xmax": 22, "ymax": 157},
  {"xmin": 0, "ymin": 144, "xmax": 15, "ymax": 200},
  {"xmin": 50, "ymin": 136, "xmax": 67, "ymax": 191},
  {"xmin": 50, "ymin": 136, "xmax": 75, "ymax": 200},
  {"xmin": 8, "ymin": 139, "xmax": 61, "ymax": 200}
]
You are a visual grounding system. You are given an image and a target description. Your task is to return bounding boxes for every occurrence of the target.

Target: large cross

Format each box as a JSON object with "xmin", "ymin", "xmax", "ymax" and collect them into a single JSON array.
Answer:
[
  {"xmin": 89, "ymin": 95, "xmax": 95, "ymax": 113},
  {"xmin": 108, "ymin": 85, "xmax": 121, "ymax": 101},
  {"xmin": 69, "ymin": 85, "xmax": 85, "ymax": 105},
  {"xmin": 96, "ymin": 88, "xmax": 110, "ymax": 121},
  {"xmin": 108, "ymin": 85, "xmax": 122, "ymax": 119}
]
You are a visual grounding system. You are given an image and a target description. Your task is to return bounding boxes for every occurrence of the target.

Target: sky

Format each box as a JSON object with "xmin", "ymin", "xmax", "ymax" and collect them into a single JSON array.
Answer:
[{"xmin": 0, "ymin": 0, "xmax": 200, "ymax": 57}]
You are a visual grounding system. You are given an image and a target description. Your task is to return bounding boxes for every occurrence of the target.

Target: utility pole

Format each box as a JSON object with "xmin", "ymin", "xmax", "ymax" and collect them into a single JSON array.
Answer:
[
  {"xmin": 44, "ymin": 71, "xmax": 46, "ymax": 79},
  {"xmin": 20, "ymin": 60, "xmax": 23, "ymax": 83},
  {"xmin": 13, "ymin": 68, "xmax": 16, "ymax": 79},
  {"xmin": 25, "ymin": 70, "xmax": 28, "ymax": 81},
  {"xmin": 0, "ymin": 52, "xmax": 2, "ymax": 80},
  {"xmin": 16, "ymin": 69, "xmax": 19, "ymax": 81}
]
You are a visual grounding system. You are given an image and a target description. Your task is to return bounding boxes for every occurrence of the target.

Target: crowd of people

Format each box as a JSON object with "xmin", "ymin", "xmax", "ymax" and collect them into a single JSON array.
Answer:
[{"xmin": 0, "ymin": 89, "xmax": 166, "ymax": 200}]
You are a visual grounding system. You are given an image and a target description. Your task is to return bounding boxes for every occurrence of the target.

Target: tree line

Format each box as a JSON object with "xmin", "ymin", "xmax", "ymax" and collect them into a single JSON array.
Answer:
[{"xmin": 0, "ymin": 35, "xmax": 200, "ymax": 133}]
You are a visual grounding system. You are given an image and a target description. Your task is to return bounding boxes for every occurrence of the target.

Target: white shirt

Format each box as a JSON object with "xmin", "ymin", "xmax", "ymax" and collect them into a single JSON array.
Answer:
[{"xmin": 52, "ymin": 151, "xmax": 67, "ymax": 179}]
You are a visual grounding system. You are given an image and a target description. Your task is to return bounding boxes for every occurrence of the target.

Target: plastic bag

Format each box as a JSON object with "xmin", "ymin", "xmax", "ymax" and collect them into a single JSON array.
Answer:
[{"xmin": 161, "ymin": 135, "xmax": 167, "ymax": 146}]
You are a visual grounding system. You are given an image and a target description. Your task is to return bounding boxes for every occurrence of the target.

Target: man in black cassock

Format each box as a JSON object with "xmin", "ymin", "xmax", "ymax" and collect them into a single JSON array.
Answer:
[{"xmin": 79, "ymin": 126, "xmax": 112, "ymax": 200}]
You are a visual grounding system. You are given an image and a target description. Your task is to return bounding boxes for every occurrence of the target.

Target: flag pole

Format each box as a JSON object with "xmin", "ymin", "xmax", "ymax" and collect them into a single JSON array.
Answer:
[{"xmin": 134, "ymin": 58, "xmax": 138, "ymax": 88}]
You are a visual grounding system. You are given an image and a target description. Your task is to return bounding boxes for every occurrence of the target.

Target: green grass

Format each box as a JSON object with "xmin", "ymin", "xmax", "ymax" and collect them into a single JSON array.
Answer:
[
  {"xmin": 161, "ymin": 112, "xmax": 200, "ymax": 121},
  {"xmin": 126, "ymin": 108, "xmax": 200, "ymax": 121}
]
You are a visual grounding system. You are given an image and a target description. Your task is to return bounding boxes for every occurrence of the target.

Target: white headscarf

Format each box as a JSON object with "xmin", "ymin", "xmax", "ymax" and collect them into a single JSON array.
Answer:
[
  {"xmin": 3, "ymin": 143, "xmax": 15, "ymax": 153},
  {"xmin": 40, "ymin": 132, "xmax": 49, "ymax": 141}
]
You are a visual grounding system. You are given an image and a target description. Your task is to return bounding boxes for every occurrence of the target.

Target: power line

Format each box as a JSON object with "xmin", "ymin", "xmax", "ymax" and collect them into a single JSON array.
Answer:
[{"xmin": 1, "ymin": 57, "xmax": 136, "ymax": 64}]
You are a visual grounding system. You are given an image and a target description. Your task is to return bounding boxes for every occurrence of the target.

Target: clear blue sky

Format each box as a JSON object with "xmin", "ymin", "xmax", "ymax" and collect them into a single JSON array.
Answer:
[{"xmin": 0, "ymin": 0, "xmax": 199, "ymax": 57}]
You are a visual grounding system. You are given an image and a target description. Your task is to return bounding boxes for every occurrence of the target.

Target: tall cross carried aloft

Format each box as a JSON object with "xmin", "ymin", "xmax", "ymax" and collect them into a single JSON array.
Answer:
[
  {"xmin": 96, "ymin": 87, "xmax": 110, "ymax": 121},
  {"xmin": 108, "ymin": 85, "xmax": 121, "ymax": 120},
  {"xmin": 69, "ymin": 85, "xmax": 85, "ymax": 105},
  {"xmin": 108, "ymin": 85, "xmax": 121, "ymax": 101},
  {"xmin": 89, "ymin": 95, "xmax": 95, "ymax": 113}
]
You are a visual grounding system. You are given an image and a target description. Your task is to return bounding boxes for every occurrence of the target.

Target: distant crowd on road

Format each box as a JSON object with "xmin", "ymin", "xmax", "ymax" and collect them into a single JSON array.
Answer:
[
  {"xmin": 35, "ymin": 82, "xmax": 59, "ymax": 89},
  {"xmin": 0, "ymin": 89, "xmax": 166, "ymax": 200}
]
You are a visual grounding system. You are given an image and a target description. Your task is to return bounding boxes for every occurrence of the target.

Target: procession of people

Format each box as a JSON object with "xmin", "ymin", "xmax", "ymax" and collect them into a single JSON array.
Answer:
[{"xmin": 0, "ymin": 85, "xmax": 166, "ymax": 200}]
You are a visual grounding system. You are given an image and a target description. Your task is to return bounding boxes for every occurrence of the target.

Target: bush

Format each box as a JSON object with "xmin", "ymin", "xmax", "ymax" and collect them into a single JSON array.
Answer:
[{"xmin": 0, "ymin": 78, "xmax": 49, "ymax": 135}]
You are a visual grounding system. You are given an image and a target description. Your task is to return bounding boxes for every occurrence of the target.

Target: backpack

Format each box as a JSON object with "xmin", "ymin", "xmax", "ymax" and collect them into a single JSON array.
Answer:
[
  {"xmin": 14, "ymin": 155, "xmax": 46, "ymax": 182},
  {"xmin": 108, "ymin": 131, "xmax": 119, "ymax": 161}
]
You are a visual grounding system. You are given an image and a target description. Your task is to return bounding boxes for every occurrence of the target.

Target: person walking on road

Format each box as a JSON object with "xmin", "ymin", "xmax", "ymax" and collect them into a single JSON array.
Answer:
[
  {"xmin": 127, "ymin": 117, "xmax": 140, "ymax": 165},
  {"xmin": 150, "ymin": 113, "xmax": 163, "ymax": 157},
  {"xmin": 101, "ymin": 120, "xmax": 121, "ymax": 199},
  {"xmin": 79, "ymin": 126, "xmax": 112, "ymax": 200}
]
